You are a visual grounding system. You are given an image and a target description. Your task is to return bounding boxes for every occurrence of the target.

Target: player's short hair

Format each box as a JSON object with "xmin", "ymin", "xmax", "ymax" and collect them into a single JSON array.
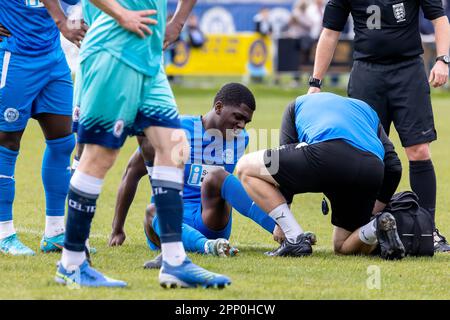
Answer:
[{"xmin": 214, "ymin": 83, "xmax": 256, "ymax": 110}]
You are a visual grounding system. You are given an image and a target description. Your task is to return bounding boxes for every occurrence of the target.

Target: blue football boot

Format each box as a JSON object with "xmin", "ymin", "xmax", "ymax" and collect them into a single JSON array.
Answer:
[
  {"xmin": 55, "ymin": 260, "xmax": 127, "ymax": 288},
  {"xmin": 40, "ymin": 233, "xmax": 65, "ymax": 252},
  {"xmin": 159, "ymin": 257, "xmax": 231, "ymax": 289},
  {"xmin": 0, "ymin": 234, "xmax": 35, "ymax": 256}
]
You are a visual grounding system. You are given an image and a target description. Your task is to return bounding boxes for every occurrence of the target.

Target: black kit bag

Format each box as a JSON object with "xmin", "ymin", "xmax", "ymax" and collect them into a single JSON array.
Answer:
[{"xmin": 384, "ymin": 191, "xmax": 434, "ymax": 257}]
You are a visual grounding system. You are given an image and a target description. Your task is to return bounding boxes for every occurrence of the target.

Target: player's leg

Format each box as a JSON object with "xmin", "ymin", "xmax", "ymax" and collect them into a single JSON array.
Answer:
[
  {"xmin": 237, "ymin": 146, "xmax": 313, "ymax": 257},
  {"xmin": 32, "ymin": 50, "xmax": 76, "ymax": 252},
  {"xmin": 55, "ymin": 51, "xmax": 142, "ymax": 287},
  {"xmin": 0, "ymin": 131, "xmax": 35, "ymax": 256},
  {"xmin": 36, "ymin": 114, "xmax": 75, "ymax": 252},
  {"xmin": 388, "ymin": 58, "xmax": 448, "ymax": 252},
  {"xmin": 200, "ymin": 169, "xmax": 276, "ymax": 235},
  {"xmin": 140, "ymin": 68, "xmax": 231, "ymax": 288},
  {"xmin": 144, "ymin": 204, "xmax": 231, "ymax": 256},
  {"xmin": 0, "ymin": 50, "xmax": 46, "ymax": 256}
]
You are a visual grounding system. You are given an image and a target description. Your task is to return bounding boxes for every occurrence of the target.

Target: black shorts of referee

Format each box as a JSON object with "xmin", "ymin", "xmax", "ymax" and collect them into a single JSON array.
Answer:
[
  {"xmin": 263, "ymin": 140, "xmax": 384, "ymax": 232},
  {"xmin": 348, "ymin": 57, "xmax": 436, "ymax": 147}
]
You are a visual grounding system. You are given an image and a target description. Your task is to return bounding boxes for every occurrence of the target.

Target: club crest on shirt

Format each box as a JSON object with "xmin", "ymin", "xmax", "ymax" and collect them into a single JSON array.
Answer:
[
  {"xmin": 4, "ymin": 108, "xmax": 19, "ymax": 123},
  {"xmin": 392, "ymin": 3, "xmax": 406, "ymax": 23}
]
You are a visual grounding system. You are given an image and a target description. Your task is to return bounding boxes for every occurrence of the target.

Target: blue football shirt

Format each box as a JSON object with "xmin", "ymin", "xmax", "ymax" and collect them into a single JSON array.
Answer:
[
  {"xmin": 294, "ymin": 93, "xmax": 385, "ymax": 160},
  {"xmin": 0, "ymin": 0, "xmax": 61, "ymax": 56},
  {"xmin": 182, "ymin": 115, "xmax": 249, "ymax": 204}
]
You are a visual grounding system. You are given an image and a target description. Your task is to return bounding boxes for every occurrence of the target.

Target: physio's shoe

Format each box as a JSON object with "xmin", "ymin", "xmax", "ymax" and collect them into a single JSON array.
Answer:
[
  {"xmin": 0, "ymin": 234, "xmax": 35, "ymax": 256},
  {"xmin": 434, "ymin": 229, "xmax": 450, "ymax": 253},
  {"xmin": 304, "ymin": 231, "xmax": 317, "ymax": 245},
  {"xmin": 205, "ymin": 238, "xmax": 239, "ymax": 257},
  {"xmin": 265, "ymin": 233, "xmax": 312, "ymax": 257},
  {"xmin": 159, "ymin": 258, "xmax": 231, "ymax": 289},
  {"xmin": 55, "ymin": 260, "xmax": 127, "ymax": 288},
  {"xmin": 40, "ymin": 233, "xmax": 64, "ymax": 253},
  {"xmin": 144, "ymin": 253, "xmax": 163, "ymax": 269},
  {"xmin": 376, "ymin": 212, "xmax": 405, "ymax": 260}
]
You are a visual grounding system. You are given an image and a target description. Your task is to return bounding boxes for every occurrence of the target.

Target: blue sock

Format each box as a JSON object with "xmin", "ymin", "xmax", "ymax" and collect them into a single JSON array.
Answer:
[
  {"xmin": 150, "ymin": 215, "xmax": 207, "ymax": 254},
  {"xmin": 42, "ymin": 134, "xmax": 75, "ymax": 217},
  {"xmin": 0, "ymin": 146, "xmax": 18, "ymax": 222},
  {"xmin": 64, "ymin": 186, "xmax": 97, "ymax": 252},
  {"xmin": 151, "ymin": 177, "xmax": 183, "ymax": 244},
  {"xmin": 221, "ymin": 174, "xmax": 276, "ymax": 233}
]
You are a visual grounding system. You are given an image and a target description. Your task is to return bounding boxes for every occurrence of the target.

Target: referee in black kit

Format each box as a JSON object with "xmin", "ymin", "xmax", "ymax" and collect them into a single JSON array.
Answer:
[{"xmin": 308, "ymin": 0, "xmax": 450, "ymax": 252}]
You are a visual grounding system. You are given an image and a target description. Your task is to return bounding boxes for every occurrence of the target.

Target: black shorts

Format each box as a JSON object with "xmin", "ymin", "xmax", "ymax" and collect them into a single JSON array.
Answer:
[
  {"xmin": 264, "ymin": 140, "xmax": 384, "ymax": 232},
  {"xmin": 348, "ymin": 57, "xmax": 436, "ymax": 147}
]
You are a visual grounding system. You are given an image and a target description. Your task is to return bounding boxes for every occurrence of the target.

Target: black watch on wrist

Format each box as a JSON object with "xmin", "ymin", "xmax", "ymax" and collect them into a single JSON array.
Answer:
[
  {"xmin": 308, "ymin": 76, "xmax": 322, "ymax": 88},
  {"xmin": 436, "ymin": 55, "xmax": 450, "ymax": 65}
]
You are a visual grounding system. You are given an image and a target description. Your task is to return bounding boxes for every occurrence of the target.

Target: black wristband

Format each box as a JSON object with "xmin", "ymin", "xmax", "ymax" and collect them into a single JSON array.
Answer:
[{"xmin": 308, "ymin": 76, "xmax": 322, "ymax": 88}]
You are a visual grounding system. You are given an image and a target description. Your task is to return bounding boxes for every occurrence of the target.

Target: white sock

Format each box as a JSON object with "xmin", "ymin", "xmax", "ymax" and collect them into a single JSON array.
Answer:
[
  {"xmin": 61, "ymin": 248, "xmax": 86, "ymax": 271},
  {"xmin": 146, "ymin": 166, "xmax": 153, "ymax": 177},
  {"xmin": 269, "ymin": 203, "xmax": 303, "ymax": 242},
  {"xmin": 359, "ymin": 219, "xmax": 378, "ymax": 245},
  {"xmin": 45, "ymin": 216, "xmax": 65, "ymax": 238},
  {"xmin": 71, "ymin": 158, "xmax": 80, "ymax": 172},
  {"xmin": 0, "ymin": 220, "xmax": 15, "ymax": 240},
  {"xmin": 161, "ymin": 241, "xmax": 187, "ymax": 267},
  {"xmin": 71, "ymin": 170, "xmax": 103, "ymax": 195}
]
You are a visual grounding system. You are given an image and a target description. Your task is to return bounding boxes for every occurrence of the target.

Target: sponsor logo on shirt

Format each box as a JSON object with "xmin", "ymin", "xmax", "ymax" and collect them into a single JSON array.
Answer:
[
  {"xmin": 187, "ymin": 164, "xmax": 222, "ymax": 186},
  {"xmin": 25, "ymin": 0, "xmax": 45, "ymax": 8}
]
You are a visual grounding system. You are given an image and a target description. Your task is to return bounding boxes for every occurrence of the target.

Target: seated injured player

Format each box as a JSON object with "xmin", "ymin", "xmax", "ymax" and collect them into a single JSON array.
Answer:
[
  {"xmin": 236, "ymin": 92, "xmax": 406, "ymax": 260},
  {"xmin": 108, "ymin": 83, "xmax": 314, "ymax": 267}
]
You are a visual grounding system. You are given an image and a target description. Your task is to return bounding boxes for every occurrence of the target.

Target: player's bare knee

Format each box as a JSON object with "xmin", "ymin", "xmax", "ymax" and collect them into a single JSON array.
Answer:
[
  {"xmin": 405, "ymin": 143, "xmax": 431, "ymax": 161},
  {"xmin": 145, "ymin": 204, "xmax": 156, "ymax": 224},
  {"xmin": 202, "ymin": 169, "xmax": 229, "ymax": 194}
]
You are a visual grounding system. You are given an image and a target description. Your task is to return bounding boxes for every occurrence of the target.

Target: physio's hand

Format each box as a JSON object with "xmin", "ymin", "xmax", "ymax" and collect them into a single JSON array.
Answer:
[
  {"xmin": 117, "ymin": 9, "xmax": 158, "ymax": 39},
  {"xmin": 163, "ymin": 20, "xmax": 183, "ymax": 50},
  {"xmin": 307, "ymin": 86, "xmax": 321, "ymax": 94},
  {"xmin": 273, "ymin": 225, "xmax": 286, "ymax": 244},
  {"xmin": 0, "ymin": 23, "xmax": 11, "ymax": 42},
  {"xmin": 59, "ymin": 19, "xmax": 89, "ymax": 48},
  {"xmin": 109, "ymin": 229, "xmax": 126, "ymax": 246},
  {"xmin": 429, "ymin": 61, "xmax": 449, "ymax": 88}
]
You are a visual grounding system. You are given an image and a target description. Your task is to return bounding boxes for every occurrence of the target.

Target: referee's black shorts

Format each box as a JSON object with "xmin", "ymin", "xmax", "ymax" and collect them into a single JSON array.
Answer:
[
  {"xmin": 348, "ymin": 56, "xmax": 436, "ymax": 147},
  {"xmin": 264, "ymin": 140, "xmax": 384, "ymax": 232}
]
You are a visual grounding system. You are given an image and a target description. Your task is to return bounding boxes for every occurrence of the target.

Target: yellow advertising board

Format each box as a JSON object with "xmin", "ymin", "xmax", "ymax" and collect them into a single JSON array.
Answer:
[{"xmin": 165, "ymin": 33, "xmax": 273, "ymax": 76}]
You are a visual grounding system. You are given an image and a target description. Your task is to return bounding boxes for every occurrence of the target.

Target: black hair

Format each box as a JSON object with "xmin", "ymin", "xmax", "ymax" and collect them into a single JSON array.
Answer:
[{"xmin": 213, "ymin": 83, "xmax": 256, "ymax": 110}]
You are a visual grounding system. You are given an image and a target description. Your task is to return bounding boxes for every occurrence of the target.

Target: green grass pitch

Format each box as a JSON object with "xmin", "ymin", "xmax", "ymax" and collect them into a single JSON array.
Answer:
[{"xmin": 1, "ymin": 84, "xmax": 449, "ymax": 299}]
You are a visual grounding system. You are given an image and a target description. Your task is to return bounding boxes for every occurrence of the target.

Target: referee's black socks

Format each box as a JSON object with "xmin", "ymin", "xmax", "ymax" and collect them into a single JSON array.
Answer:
[{"xmin": 409, "ymin": 160, "xmax": 436, "ymax": 226}]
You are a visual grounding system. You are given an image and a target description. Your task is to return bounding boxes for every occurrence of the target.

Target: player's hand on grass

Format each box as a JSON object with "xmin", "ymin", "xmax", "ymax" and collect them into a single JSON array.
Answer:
[
  {"xmin": 0, "ymin": 23, "xmax": 11, "ymax": 42},
  {"xmin": 429, "ymin": 61, "xmax": 449, "ymax": 88},
  {"xmin": 109, "ymin": 229, "xmax": 126, "ymax": 246},
  {"xmin": 117, "ymin": 9, "xmax": 158, "ymax": 39},
  {"xmin": 307, "ymin": 87, "xmax": 321, "ymax": 94},
  {"xmin": 163, "ymin": 20, "xmax": 183, "ymax": 50},
  {"xmin": 58, "ymin": 19, "xmax": 89, "ymax": 48},
  {"xmin": 273, "ymin": 225, "xmax": 286, "ymax": 244}
]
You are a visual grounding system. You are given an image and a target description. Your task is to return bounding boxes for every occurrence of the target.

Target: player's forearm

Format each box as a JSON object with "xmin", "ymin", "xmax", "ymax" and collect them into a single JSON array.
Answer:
[
  {"xmin": 42, "ymin": 0, "xmax": 68, "ymax": 29},
  {"xmin": 90, "ymin": 0, "xmax": 127, "ymax": 22},
  {"xmin": 432, "ymin": 16, "xmax": 450, "ymax": 56},
  {"xmin": 170, "ymin": 0, "xmax": 197, "ymax": 30},
  {"xmin": 312, "ymin": 28, "xmax": 340, "ymax": 80}
]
